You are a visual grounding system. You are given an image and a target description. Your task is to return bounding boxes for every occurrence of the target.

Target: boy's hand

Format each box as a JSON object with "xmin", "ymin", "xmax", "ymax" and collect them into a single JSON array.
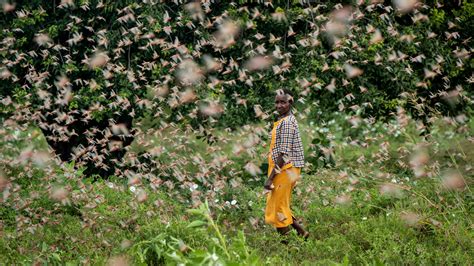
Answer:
[{"xmin": 264, "ymin": 178, "xmax": 274, "ymax": 190}]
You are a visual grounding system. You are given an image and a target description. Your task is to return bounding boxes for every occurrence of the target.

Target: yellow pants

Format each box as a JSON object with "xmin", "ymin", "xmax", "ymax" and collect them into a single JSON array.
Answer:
[{"xmin": 265, "ymin": 167, "xmax": 301, "ymax": 228}]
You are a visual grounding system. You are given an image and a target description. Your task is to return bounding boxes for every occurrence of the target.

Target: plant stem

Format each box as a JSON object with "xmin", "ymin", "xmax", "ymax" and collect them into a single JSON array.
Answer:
[{"xmin": 204, "ymin": 200, "xmax": 230, "ymax": 259}]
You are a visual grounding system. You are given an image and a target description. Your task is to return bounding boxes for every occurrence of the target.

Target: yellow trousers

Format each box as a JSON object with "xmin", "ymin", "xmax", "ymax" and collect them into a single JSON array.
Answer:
[{"xmin": 264, "ymin": 167, "xmax": 301, "ymax": 228}]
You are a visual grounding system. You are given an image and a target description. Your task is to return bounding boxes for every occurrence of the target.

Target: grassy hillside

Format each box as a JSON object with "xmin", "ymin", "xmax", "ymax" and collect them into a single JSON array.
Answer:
[{"xmin": 1, "ymin": 116, "xmax": 472, "ymax": 265}]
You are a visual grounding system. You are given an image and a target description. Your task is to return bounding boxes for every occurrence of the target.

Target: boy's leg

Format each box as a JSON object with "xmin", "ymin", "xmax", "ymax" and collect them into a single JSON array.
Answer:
[
  {"xmin": 276, "ymin": 226, "xmax": 291, "ymax": 244},
  {"xmin": 291, "ymin": 216, "xmax": 309, "ymax": 239},
  {"xmin": 276, "ymin": 226, "xmax": 291, "ymax": 235}
]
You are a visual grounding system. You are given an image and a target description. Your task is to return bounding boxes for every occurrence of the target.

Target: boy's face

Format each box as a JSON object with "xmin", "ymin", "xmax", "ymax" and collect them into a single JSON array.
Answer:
[{"xmin": 275, "ymin": 94, "xmax": 291, "ymax": 115}]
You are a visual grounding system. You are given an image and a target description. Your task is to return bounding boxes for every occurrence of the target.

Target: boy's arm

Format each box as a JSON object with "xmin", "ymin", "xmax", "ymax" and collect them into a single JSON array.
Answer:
[
  {"xmin": 264, "ymin": 119, "xmax": 294, "ymax": 190},
  {"xmin": 264, "ymin": 153, "xmax": 285, "ymax": 190}
]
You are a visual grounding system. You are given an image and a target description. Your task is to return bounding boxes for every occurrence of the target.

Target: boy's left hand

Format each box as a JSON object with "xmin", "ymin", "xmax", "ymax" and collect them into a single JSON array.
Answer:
[{"xmin": 264, "ymin": 178, "xmax": 274, "ymax": 190}]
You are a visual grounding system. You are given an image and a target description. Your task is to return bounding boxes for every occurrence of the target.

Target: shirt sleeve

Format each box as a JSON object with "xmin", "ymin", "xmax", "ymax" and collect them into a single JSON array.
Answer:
[{"xmin": 272, "ymin": 119, "xmax": 295, "ymax": 164}]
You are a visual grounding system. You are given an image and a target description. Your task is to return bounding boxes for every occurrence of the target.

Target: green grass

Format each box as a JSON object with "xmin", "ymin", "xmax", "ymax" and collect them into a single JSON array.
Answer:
[{"xmin": 1, "ymin": 116, "xmax": 473, "ymax": 265}]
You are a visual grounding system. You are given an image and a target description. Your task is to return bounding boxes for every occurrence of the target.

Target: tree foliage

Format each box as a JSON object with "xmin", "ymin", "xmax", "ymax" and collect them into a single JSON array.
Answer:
[{"xmin": 0, "ymin": 0, "xmax": 472, "ymax": 177}]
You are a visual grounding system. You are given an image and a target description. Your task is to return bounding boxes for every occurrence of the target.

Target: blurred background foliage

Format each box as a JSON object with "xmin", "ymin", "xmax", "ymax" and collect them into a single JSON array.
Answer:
[
  {"xmin": 0, "ymin": 1, "xmax": 473, "ymax": 264},
  {"xmin": 1, "ymin": 0, "xmax": 472, "ymax": 177},
  {"xmin": 1, "ymin": 0, "xmax": 472, "ymax": 126}
]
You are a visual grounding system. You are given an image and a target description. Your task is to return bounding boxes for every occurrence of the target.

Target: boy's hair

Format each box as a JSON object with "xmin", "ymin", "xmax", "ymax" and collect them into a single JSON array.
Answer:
[{"xmin": 275, "ymin": 88, "xmax": 294, "ymax": 104}]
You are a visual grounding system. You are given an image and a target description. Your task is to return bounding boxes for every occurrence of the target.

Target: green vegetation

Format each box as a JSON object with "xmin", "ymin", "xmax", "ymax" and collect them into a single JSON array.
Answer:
[
  {"xmin": 1, "ymin": 115, "xmax": 472, "ymax": 264},
  {"xmin": 1, "ymin": 1, "xmax": 472, "ymax": 177},
  {"xmin": 1, "ymin": 1, "xmax": 473, "ymax": 264}
]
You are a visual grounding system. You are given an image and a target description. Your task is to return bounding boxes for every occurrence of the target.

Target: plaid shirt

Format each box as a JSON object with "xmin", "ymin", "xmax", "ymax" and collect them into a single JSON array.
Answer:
[{"xmin": 271, "ymin": 114, "xmax": 305, "ymax": 168}]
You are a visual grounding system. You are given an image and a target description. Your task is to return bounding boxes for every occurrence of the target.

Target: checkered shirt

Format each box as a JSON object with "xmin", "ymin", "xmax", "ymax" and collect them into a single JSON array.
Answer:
[{"xmin": 271, "ymin": 114, "xmax": 305, "ymax": 168}]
